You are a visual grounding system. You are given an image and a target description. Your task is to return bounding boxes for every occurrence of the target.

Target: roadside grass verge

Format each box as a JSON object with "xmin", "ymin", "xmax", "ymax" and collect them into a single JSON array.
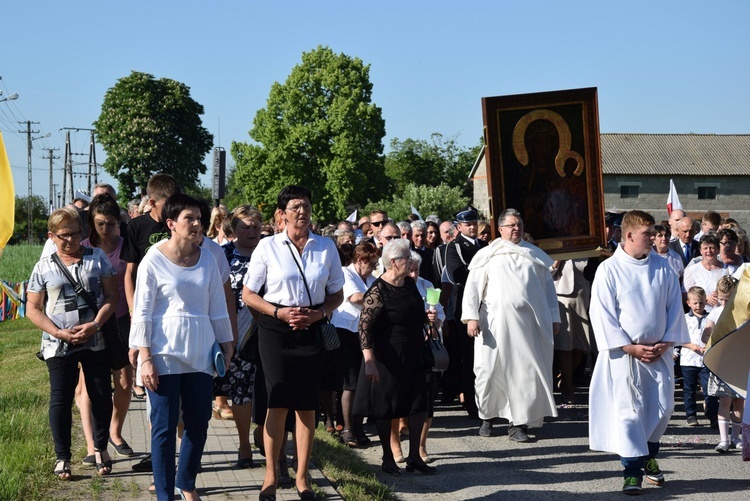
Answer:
[{"xmin": 313, "ymin": 427, "xmax": 397, "ymax": 501}]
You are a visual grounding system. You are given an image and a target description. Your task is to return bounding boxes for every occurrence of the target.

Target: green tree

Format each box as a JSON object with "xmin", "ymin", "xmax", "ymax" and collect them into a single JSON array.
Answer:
[
  {"xmin": 230, "ymin": 46, "xmax": 388, "ymax": 222},
  {"xmin": 11, "ymin": 195, "xmax": 48, "ymax": 244},
  {"xmin": 94, "ymin": 71, "xmax": 213, "ymax": 201},
  {"xmin": 384, "ymin": 133, "xmax": 482, "ymax": 198},
  {"xmin": 365, "ymin": 183, "xmax": 470, "ymax": 222}
]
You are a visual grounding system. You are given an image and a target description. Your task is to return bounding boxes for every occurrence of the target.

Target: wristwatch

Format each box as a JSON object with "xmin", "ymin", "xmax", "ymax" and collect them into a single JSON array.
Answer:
[{"xmin": 92, "ymin": 320, "xmax": 101, "ymax": 331}]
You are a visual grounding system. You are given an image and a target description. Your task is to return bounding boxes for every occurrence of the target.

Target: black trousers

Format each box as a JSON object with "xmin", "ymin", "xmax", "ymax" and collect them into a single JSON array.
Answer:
[{"xmin": 46, "ymin": 348, "xmax": 112, "ymax": 461}]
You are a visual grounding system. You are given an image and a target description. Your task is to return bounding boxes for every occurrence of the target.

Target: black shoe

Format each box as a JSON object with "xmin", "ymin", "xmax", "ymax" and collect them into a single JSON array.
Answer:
[
  {"xmin": 405, "ymin": 457, "xmax": 437, "ymax": 475},
  {"xmin": 278, "ymin": 459, "xmax": 292, "ymax": 488},
  {"xmin": 686, "ymin": 416, "xmax": 699, "ymax": 427},
  {"xmin": 132, "ymin": 454, "xmax": 152, "ymax": 472},
  {"xmin": 259, "ymin": 489, "xmax": 276, "ymax": 501},
  {"xmin": 381, "ymin": 460, "xmax": 401, "ymax": 476},
  {"xmin": 479, "ymin": 420, "xmax": 493, "ymax": 437},
  {"xmin": 109, "ymin": 438, "xmax": 134, "ymax": 457},
  {"xmin": 508, "ymin": 425, "xmax": 529, "ymax": 442},
  {"xmin": 234, "ymin": 452, "xmax": 254, "ymax": 469},
  {"xmin": 296, "ymin": 487, "xmax": 315, "ymax": 500}
]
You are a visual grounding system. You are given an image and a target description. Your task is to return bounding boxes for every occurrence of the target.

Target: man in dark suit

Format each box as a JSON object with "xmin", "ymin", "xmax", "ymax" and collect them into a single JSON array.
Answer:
[
  {"xmin": 669, "ymin": 216, "xmax": 700, "ymax": 266},
  {"xmin": 445, "ymin": 206, "xmax": 488, "ymax": 418}
]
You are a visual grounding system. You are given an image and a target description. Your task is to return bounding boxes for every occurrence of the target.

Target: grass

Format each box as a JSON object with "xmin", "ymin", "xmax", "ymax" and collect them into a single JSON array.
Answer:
[
  {"xmin": 0, "ymin": 244, "xmax": 43, "ymax": 283},
  {"xmin": 313, "ymin": 427, "xmax": 398, "ymax": 501},
  {"xmin": 0, "ymin": 317, "xmax": 56, "ymax": 501}
]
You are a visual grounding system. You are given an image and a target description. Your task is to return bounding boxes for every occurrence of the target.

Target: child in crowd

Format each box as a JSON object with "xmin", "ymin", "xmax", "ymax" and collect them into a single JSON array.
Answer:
[
  {"xmin": 702, "ymin": 275, "xmax": 743, "ymax": 452},
  {"xmin": 680, "ymin": 287, "xmax": 718, "ymax": 427}
]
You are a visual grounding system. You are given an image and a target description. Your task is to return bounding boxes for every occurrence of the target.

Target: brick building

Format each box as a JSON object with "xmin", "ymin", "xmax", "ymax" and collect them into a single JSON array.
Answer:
[{"xmin": 470, "ymin": 133, "xmax": 750, "ymax": 229}]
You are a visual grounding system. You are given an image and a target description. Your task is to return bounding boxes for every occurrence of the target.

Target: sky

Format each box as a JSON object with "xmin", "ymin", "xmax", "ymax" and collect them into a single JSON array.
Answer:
[{"xmin": 1, "ymin": 1, "xmax": 748, "ymax": 206}]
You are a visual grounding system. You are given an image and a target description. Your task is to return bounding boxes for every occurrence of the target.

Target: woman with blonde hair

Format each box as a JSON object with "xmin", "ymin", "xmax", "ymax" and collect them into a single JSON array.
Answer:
[{"xmin": 208, "ymin": 205, "xmax": 230, "ymax": 245}]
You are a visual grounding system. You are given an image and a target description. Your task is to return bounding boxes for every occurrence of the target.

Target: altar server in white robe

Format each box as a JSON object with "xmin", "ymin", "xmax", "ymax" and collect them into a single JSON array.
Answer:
[
  {"xmin": 462, "ymin": 208, "xmax": 560, "ymax": 443},
  {"xmin": 589, "ymin": 210, "xmax": 689, "ymax": 495}
]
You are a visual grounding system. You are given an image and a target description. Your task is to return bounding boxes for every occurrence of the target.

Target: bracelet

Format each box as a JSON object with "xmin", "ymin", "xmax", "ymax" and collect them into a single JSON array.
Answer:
[
  {"xmin": 141, "ymin": 357, "xmax": 153, "ymax": 365},
  {"xmin": 320, "ymin": 307, "xmax": 327, "ymax": 320},
  {"xmin": 274, "ymin": 306, "xmax": 280, "ymax": 319},
  {"xmin": 92, "ymin": 320, "xmax": 101, "ymax": 331}
]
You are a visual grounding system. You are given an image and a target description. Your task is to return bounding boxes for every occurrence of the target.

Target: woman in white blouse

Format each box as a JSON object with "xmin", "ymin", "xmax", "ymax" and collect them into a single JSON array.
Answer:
[
  {"xmin": 130, "ymin": 194, "xmax": 233, "ymax": 501},
  {"xmin": 331, "ymin": 241, "xmax": 379, "ymax": 447},
  {"xmin": 243, "ymin": 185, "xmax": 344, "ymax": 501}
]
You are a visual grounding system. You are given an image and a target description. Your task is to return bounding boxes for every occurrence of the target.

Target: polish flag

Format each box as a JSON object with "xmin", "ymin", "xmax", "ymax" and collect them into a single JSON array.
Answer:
[{"xmin": 667, "ymin": 179, "xmax": 682, "ymax": 215}]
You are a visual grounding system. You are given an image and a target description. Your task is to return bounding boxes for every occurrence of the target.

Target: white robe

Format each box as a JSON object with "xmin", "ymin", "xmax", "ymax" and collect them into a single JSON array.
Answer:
[
  {"xmin": 589, "ymin": 245, "xmax": 689, "ymax": 458},
  {"xmin": 462, "ymin": 239, "xmax": 560, "ymax": 427}
]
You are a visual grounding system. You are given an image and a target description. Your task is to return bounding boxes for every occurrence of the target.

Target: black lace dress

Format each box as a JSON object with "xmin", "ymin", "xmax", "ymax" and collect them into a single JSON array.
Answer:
[{"xmin": 352, "ymin": 276, "xmax": 428, "ymax": 419}]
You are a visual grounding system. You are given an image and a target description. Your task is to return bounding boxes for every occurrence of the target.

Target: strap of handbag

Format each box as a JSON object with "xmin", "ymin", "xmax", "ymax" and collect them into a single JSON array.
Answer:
[
  {"xmin": 51, "ymin": 251, "xmax": 101, "ymax": 315},
  {"xmin": 284, "ymin": 240, "xmax": 314, "ymax": 308}
]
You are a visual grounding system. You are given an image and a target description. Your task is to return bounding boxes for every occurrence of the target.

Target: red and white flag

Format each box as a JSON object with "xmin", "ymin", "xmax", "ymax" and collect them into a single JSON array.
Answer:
[{"xmin": 667, "ymin": 179, "xmax": 682, "ymax": 215}]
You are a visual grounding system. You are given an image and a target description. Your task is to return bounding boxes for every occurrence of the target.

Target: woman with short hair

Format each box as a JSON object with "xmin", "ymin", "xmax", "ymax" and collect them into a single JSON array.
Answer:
[
  {"xmin": 130, "ymin": 194, "xmax": 234, "ymax": 501},
  {"xmin": 242, "ymin": 185, "xmax": 345, "ymax": 500},
  {"xmin": 26, "ymin": 207, "xmax": 118, "ymax": 479}
]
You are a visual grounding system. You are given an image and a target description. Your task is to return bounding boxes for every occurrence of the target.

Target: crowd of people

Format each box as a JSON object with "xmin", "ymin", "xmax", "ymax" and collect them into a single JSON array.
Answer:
[{"xmin": 25, "ymin": 173, "xmax": 750, "ymax": 498}]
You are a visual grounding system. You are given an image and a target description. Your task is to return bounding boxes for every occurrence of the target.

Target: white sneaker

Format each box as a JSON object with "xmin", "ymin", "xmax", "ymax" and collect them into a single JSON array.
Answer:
[
  {"xmin": 715, "ymin": 441, "xmax": 730, "ymax": 453},
  {"xmin": 731, "ymin": 438, "xmax": 743, "ymax": 449}
]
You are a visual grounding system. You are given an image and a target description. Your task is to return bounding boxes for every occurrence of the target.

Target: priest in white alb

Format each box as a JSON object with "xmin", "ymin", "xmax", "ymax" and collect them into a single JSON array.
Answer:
[
  {"xmin": 589, "ymin": 210, "xmax": 689, "ymax": 495},
  {"xmin": 462, "ymin": 209, "xmax": 560, "ymax": 443}
]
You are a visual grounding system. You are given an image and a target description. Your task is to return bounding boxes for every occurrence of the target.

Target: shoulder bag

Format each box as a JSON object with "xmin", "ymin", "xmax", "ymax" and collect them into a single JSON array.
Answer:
[
  {"xmin": 420, "ymin": 324, "xmax": 449, "ymax": 372},
  {"xmin": 51, "ymin": 252, "xmax": 130, "ymax": 370},
  {"xmin": 284, "ymin": 241, "xmax": 340, "ymax": 351}
]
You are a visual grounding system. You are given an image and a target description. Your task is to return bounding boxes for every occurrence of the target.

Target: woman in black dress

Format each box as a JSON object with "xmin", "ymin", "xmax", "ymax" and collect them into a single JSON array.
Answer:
[{"xmin": 353, "ymin": 238, "xmax": 437, "ymax": 475}]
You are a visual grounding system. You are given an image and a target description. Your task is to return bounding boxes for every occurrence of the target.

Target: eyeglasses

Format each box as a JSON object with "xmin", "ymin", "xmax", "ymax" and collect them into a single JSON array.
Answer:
[
  {"xmin": 499, "ymin": 223, "xmax": 522, "ymax": 229},
  {"xmin": 286, "ymin": 203, "xmax": 311, "ymax": 213},
  {"xmin": 52, "ymin": 231, "xmax": 81, "ymax": 241},
  {"xmin": 371, "ymin": 220, "xmax": 385, "ymax": 227}
]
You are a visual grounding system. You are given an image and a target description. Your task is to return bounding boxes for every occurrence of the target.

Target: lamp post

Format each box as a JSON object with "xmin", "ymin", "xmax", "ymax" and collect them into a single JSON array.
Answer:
[{"xmin": 0, "ymin": 92, "xmax": 19, "ymax": 103}]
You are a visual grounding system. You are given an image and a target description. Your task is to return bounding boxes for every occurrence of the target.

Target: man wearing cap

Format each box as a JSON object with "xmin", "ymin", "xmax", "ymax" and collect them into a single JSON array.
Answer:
[{"xmin": 445, "ymin": 206, "xmax": 488, "ymax": 418}]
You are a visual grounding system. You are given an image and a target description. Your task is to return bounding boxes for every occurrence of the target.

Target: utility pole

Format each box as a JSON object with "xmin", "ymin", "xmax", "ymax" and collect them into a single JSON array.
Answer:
[
  {"xmin": 44, "ymin": 148, "xmax": 60, "ymax": 214},
  {"xmin": 89, "ymin": 130, "xmax": 98, "ymax": 187},
  {"xmin": 61, "ymin": 127, "xmax": 97, "ymax": 196},
  {"xmin": 19, "ymin": 120, "xmax": 47, "ymax": 244},
  {"xmin": 62, "ymin": 131, "xmax": 71, "ymax": 205}
]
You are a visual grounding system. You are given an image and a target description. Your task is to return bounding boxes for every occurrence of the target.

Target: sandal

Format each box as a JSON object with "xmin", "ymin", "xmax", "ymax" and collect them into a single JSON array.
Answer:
[
  {"xmin": 94, "ymin": 449, "xmax": 112, "ymax": 476},
  {"xmin": 211, "ymin": 404, "xmax": 234, "ymax": 420},
  {"xmin": 54, "ymin": 460, "xmax": 71, "ymax": 481},
  {"xmin": 340, "ymin": 429, "xmax": 358, "ymax": 447},
  {"xmin": 132, "ymin": 387, "xmax": 146, "ymax": 400}
]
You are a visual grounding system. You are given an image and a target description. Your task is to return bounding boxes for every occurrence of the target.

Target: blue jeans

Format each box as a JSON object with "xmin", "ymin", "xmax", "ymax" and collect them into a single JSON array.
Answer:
[
  {"xmin": 148, "ymin": 372, "xmax": 212, "ymax": 500},
  {"xmin": 681, "ymin": 365, "xmax": 718, "ymax": 420},
  {"xmin": 621, "ymin": 441, "xmax": 660, "ymax": 479}
]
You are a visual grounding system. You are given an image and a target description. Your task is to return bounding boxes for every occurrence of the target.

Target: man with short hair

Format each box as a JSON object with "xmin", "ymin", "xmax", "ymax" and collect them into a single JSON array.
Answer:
[
  {"xmin": 463, "ymin": 208, "xmax": 560, "ymax": 441},
  {"xmin": 369, "ymin": 210, "xmax": 388, "ymax": 241},
  {"xmin": 93, "ymin": 183, "xmax": 117, "ymax": 200},
  {"xmin": 668, "ymin": 209, "xmax": 685, "ymax": 241},
  {"xmin": 445, "ymin": 206, "xmax": 487, "ymax": 418},
  {"xmin": 411, "ymin": 220, "xmax": 435, "ymax": 286},
  {"xmin": 694, "ymin": 210, "xmax": 722, "ymax": 241},
  {"xmin": 440, "ymin": 221, "xmax": 455, "ymax": 245},
  {"xmin": 396, "ymin": 221, "xmax": 412, "ymax": 240},
  {"xmin": 589, "ymin": 210, "xmax": 689, "ymax": 494},
  {"xmin": 669, "ymin": 216, "xmax": 700, "ymax": 266}
]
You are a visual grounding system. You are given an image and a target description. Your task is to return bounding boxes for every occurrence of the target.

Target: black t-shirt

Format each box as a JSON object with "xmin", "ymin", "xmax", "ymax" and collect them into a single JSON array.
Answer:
[{"xmin": 120, "ymin": 214, "xmax": 169, "ymax": 264}]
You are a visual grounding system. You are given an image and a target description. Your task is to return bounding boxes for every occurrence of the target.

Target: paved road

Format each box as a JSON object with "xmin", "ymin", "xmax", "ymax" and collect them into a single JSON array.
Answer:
[{"xmin": 351, "ymin": 387, "xmax": 750, "ymax": 500}]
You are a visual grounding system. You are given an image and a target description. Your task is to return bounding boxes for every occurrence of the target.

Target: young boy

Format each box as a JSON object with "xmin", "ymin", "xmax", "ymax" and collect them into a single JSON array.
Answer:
[
  {"xmin": 589, "ymin": 210, "xmax": 690, "ymax": 495},
  {"xmin": 680, "ymin": 287, "xmax": 718, "ymax": 427}
]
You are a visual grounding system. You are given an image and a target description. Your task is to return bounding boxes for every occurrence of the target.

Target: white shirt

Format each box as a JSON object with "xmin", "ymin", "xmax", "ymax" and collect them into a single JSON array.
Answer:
[
  {"xmin": 653, "ymin": 248, "xmax": 684, "ymax": 278},
  {"xmin": 151, "ymin": 236, "xmax": 230, "ymax": 284},
  {"xmin": 244, "ymin": 231, "xmax": 344, "ymax": 306},
  {"xmin": 681, "ymin": 311, "xmax": 709, "ymax": 367},
  {"xmin": 331, "ymin": 264, "xmax": 375, "ymax": 332}
]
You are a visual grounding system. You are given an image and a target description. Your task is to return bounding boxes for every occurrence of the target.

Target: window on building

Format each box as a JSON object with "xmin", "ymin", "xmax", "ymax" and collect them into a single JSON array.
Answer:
[
  {"xmin": 620, "ymin": 185, "xmax": 639, "ymax": 198},
  {"xmin": 697, "ymin": 186, "xmax": 717, "ymax": 200}
]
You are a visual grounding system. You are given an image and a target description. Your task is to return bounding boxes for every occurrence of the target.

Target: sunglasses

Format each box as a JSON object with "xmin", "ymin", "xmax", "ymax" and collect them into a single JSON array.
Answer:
[{"xmin": 371, "ymin": 221, "xmax": 385, "ymax": 227}]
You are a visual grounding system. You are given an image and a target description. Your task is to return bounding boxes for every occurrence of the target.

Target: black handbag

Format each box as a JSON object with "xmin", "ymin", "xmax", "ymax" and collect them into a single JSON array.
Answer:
[
  {"xmin": 284, "ymin": 241, "xmax": 340, "ymax": 351},
  {"xmin": 420, "ymin": 324, "xmax": 449, "ymax": 372},
  {"xmin": 52, "ymin": 252, "xmax": 130, "ymax": 370}
]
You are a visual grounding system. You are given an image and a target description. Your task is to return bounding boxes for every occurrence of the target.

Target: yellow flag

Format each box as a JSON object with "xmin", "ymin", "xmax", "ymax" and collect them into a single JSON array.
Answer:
[{"xmin": 0, "ymin": 131, "xmax": 15, "ymax": 256}]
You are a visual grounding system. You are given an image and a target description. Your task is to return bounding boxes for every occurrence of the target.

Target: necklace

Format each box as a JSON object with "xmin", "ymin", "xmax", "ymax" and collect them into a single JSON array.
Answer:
[{"xmin": 168, "ymin": 243, "xmax": 195, "ymax": 267}]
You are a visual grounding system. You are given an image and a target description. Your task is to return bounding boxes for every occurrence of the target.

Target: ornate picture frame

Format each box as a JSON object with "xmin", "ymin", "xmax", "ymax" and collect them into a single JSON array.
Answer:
[{"xmin": 481, "ymin": 87, "xmax": 606, "ymax": 255}]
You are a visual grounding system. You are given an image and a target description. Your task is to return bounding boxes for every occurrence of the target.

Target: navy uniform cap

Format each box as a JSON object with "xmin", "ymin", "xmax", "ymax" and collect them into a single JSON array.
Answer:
[{"xmin": 455, "ymin": 206, "xmax": 479, "ymax": 223}]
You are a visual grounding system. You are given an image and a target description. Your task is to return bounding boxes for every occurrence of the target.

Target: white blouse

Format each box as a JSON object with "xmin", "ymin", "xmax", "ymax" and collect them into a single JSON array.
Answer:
[
  {"xmin": 129, "ymin": 246, "xmax": 233, "ymax": 376},
  {"xmin": 331, "ymin": 264, "xmax": 375, "ymax": 332},
  {"xmin": 244, "ymin": 231, "xmax": 344, "ymax": 307}
]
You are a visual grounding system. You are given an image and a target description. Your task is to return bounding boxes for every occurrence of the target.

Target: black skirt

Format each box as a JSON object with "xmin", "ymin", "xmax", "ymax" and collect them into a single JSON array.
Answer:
[
  {"xmin": 335, "ymin": 328, "xmax": 363, "ymax": 391},
  {"xmin": 257, "ymin": 314, "xmax": 324, "ymax": 411}
]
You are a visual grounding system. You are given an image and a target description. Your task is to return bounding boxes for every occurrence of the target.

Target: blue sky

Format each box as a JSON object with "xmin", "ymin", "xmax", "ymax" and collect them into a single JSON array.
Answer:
[{"xmin": 1, "ymin": 1, "xmax": 748, "ymax": 204}]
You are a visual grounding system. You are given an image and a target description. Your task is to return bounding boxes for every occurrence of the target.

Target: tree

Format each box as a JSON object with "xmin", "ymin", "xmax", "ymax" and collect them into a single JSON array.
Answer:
[
  {"xmin": 230, "ymin": 46, "xmax": 388, "ymax": 222},
  {"xmin": 94, "ymin": 71, "xmax": 213, "ymax": 201},
  {"xmin": 11, "ymin": 195, "xmax": 48, "ymax": 244},
  {"xmin": 384, "ymin": 133, "xmax": 482, "ymax": 198},
  {"xmin": 364, "ymin": 183, "xmax": 470, "ymax": 222}
]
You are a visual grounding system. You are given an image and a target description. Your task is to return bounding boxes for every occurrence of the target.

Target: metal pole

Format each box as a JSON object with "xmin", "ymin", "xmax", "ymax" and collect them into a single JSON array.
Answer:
[{"xmin": 26, "ymin": 121, "xmax": 33, "ymax": 243}]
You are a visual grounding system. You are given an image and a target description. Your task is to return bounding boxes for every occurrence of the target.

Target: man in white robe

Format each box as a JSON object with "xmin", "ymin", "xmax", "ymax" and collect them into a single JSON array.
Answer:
[
  {"xmin": 589, "ymin": 210, "xmax": 689, "ymax": 495},
  {"xmin": 462, "ymin": 209, "xmax": 560, "ymax": 442}
]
